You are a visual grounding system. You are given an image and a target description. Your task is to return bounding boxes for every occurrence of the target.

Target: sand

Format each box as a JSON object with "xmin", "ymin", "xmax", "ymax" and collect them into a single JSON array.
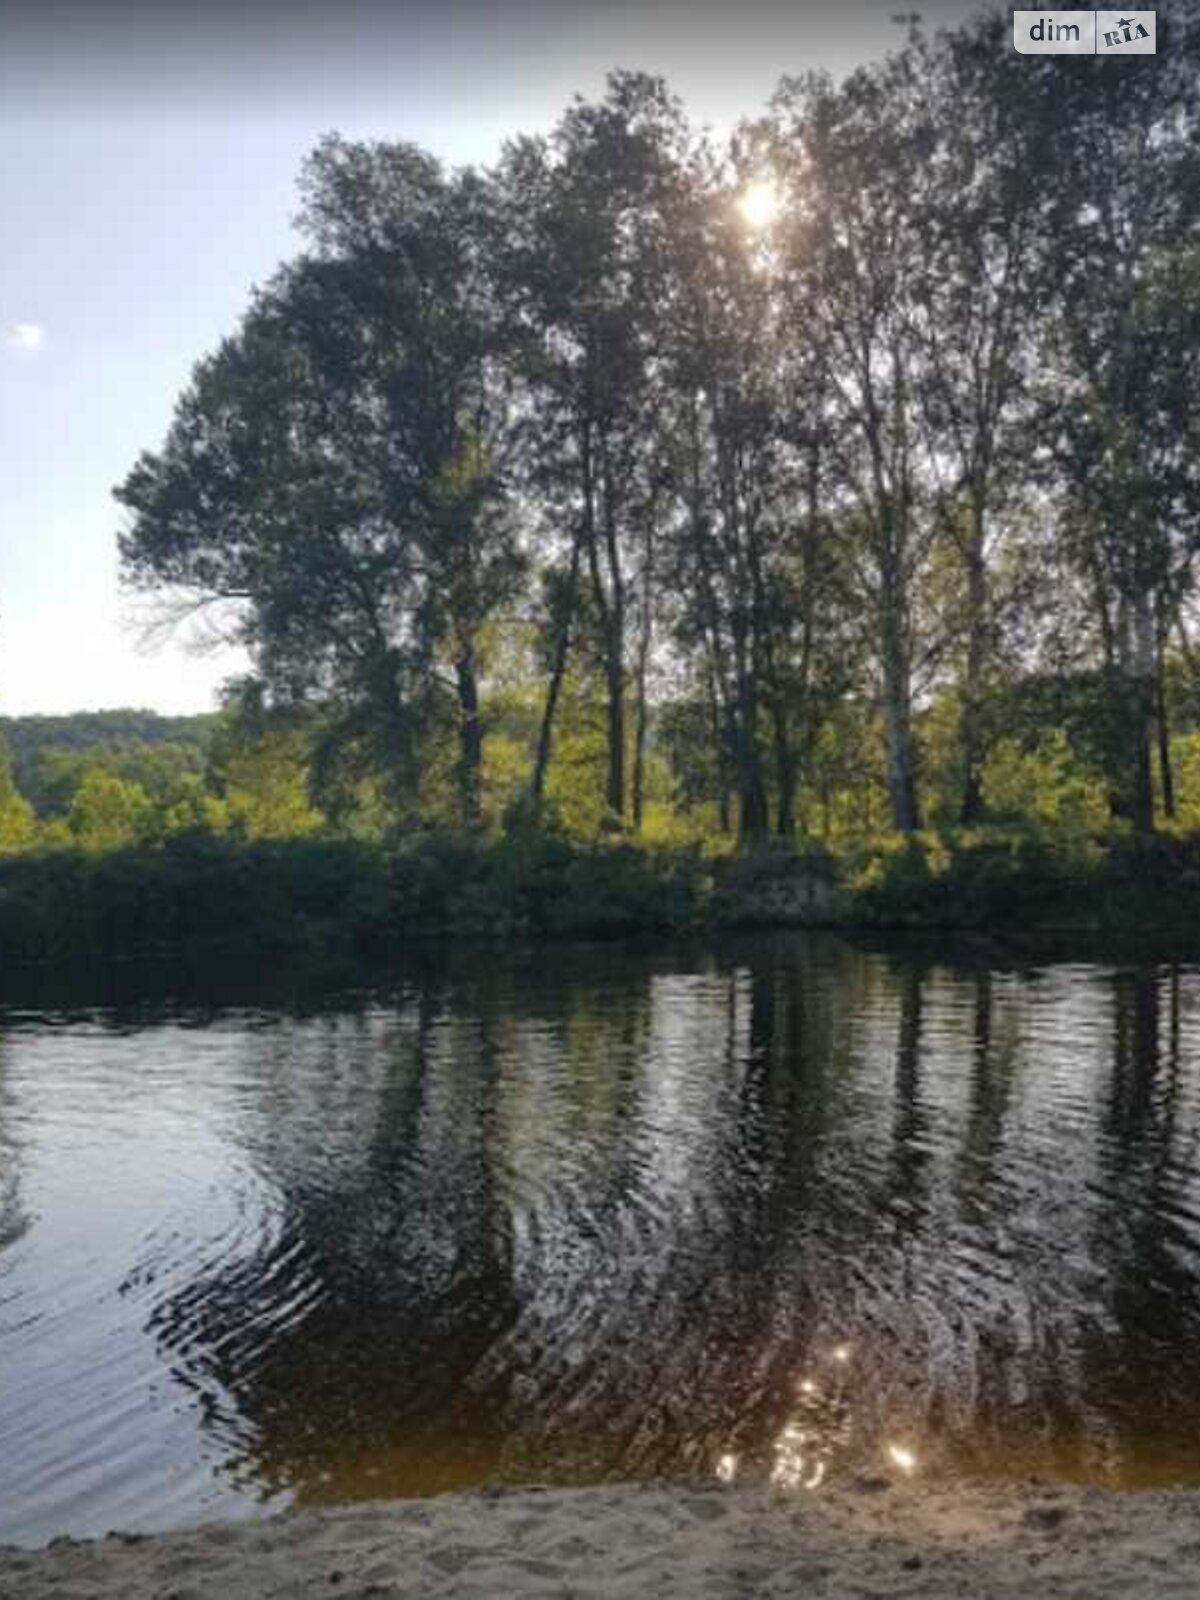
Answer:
[{"xmin": 4, "ymin": 1477, "xmax": 1200, "ymax": 1599}]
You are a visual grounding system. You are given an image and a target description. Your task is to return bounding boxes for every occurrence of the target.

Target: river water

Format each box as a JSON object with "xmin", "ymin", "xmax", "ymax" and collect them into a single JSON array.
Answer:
[{"xmin": 3, "ymin": 935, "xmax": 1200, "ymax": 1544}]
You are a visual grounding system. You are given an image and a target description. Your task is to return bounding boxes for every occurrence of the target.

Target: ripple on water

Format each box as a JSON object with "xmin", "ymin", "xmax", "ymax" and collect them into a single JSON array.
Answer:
[{"xmin": 5, "ymin": 943, "xmax": 1200, "ymax": 1541}]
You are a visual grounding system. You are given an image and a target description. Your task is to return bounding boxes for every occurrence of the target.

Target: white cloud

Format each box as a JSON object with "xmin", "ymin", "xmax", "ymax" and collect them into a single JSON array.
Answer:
[{"xmin": 6, "ymin": 321, "xmax": 45, "ymax": 351}]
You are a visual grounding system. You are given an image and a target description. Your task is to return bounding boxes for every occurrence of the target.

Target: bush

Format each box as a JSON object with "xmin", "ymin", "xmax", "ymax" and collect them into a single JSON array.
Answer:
[
  {"xmin": 847, "ymin": 825, "xmax": 1101, "ymax": 928},
  {"xmin": 3, "ymin": 823, "xmax": 1200, "ymax": 970}
]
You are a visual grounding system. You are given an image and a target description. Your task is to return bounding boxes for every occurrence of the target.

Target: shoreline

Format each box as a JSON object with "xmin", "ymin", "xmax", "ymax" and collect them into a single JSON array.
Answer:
[
  {"xmin": 4, "ymin": 1478, "xmax": 1200, "ymax": 1598},
  {"xmin": 6, "ymin": 830, "xmax": 1200, "ymax": 978}
]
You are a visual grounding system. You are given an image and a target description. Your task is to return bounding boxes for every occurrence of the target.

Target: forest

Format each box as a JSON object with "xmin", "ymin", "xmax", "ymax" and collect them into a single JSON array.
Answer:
[{"xmin": 3, "ymin": 5, "xmax": 1200, "ymax": 956}]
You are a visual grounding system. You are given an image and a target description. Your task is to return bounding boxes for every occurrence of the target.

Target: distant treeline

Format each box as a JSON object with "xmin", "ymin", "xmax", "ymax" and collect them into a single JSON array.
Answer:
[{"xmin": 0, "ymin": 711, "xmax": 213, "ymax": 813}]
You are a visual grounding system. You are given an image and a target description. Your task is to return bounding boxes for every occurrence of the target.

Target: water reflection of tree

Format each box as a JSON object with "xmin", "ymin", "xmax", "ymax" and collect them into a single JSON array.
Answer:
[
  {"xmin": 0, "ymin": 1035, "xmax": 29, "ymax": 1259},
  {"xmin": 1077, "ymin": 964, "xmax": 1200, "ymax": 1482},
  {"xmin": 145, "ymin": 983, "xmax": 522, "ymax": 1501},
  {"xmin": 141, "ymin": 943, "xmax": 868, "ymax": 1497},
  {"xmin": 658, "ymin": 948, "xmax": 846, "ymax": 1470},
  {"xmin": 472, "ymin": 958, "xmax": 760, "ymax": 1480},
  {"xmin": 955, "ymin": 973, "xmax": 1020, "ymax": 1223},
  {"xmin": 885, "ymin": 959, "xmax": 929, "ymax": 1239},
  {"xmin": 134, "ymin": 941, "xmax": 1200, "ymax": 1504}
]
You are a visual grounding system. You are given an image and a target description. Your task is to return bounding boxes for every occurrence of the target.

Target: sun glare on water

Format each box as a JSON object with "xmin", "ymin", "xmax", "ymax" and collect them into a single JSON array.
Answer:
[{"xmin": 737, "ymin": 177, "xmax": 780, "ymax": 230}]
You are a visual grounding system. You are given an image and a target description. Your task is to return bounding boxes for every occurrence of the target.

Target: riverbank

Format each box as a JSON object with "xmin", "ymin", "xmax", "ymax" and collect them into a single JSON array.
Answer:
[
  {"xmin": 4, "ymin": 1478, "xmax": 1200, "ymax": 1598},
  {"xmin": 2, "ymin": 824, "xmax": 1200, "ymax": 971}
]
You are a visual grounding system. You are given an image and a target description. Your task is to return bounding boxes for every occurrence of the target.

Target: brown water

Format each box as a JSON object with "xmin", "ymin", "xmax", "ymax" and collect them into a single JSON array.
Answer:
[{"xmin": 3, "ymin": 935, "xmax": 1200, "ymax": 1545}]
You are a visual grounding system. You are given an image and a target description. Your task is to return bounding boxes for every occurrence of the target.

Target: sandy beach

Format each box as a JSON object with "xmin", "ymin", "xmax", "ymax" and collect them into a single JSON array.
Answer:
[{"xmin": 4, "ymin": 1477, "xmax": 1200, "ymax": 1599}]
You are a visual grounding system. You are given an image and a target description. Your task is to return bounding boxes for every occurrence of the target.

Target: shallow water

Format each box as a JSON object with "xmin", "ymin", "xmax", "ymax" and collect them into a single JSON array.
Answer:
[{"xmin": 4, "ymin": 935, "xmax": 1200, "ymax": 1544}]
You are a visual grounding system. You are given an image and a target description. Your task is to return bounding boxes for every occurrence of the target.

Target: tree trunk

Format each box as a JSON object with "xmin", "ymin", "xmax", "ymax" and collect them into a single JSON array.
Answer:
[
  {"xmin": 712, "ymin": 401, "xmax": 767, "ymax": 847},
  {"xmin": 958, "ymin": 496, "xmax": 988, "ymax": 825},
  {"xmin": 772, "ymin": 704, "xmax": 796, "ymax": 841},
  {"xmin": 738, "ymin": 759, "xmax": 769, "ymax": 843},
  {"xmin": 1129, "ymin": 713, "xmax": 1155, "ymax": 834},
  {"xmin": 864, "ymin": 345, "xmax": 919, "ymax": 835},
  {"xmin": 632, "ymin": 691, "xmax": 648, "ymax": 829},
  {"xmin": 734, "ymin": 631, "xmax": 768, "ymax": 845},
  {"xmin": 1127, "ymin": 590, "xmax": 1156, "ymax": 835},
  {"xmin": 632, "ymin": 519, "xmax": 654, "ymax": 831},
  {"xmin": 783, "ymin": 436, "xmax": 821, "ymax": 843},
  {"xmin": 371, "ymin": 651, "xmax": 417, "ymax": 822},
  {"xmin": 531, "ymin": 534, "xmax": 582, "ymax": 816},
  {"xmin": 604, "ymin": 654, "xmax": 625, "ymax": 822},
  {"xmin": 454, "ymin": 642, "xmax": 483, "ymax": 829},
  {"xmin": 706, "ymin": 647, "xmax": 732, "ymax": 835},
  {"xmin": 1156, "ymin": 598, "xmax": 1175, "ymax": 821},
  {"xmin": 880, "ymin": 612, "xmax": 920, "ymax": 834},
  {"xmin": 587, "ymin": 429, "xmax": 626, "ymax": 824}
]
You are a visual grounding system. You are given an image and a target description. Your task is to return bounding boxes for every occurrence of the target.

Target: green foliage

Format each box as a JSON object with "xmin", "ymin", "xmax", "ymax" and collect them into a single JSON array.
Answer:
[
  {"xmin": 0, "ymin": 830, "xmax": 707, "ymax": 964},
  {"xmin": 0, "ymin": 715, "xmax": 210, "ymax": 829},
  {"xmin": 1164, "ymin": 734, "xmax": 1200, "ymax": 830},
  {"xmin": 220, "ymin": 733, "xmax": 324, "ymax": 840},
  {"xmin": 30, "ymin": 740, "xmax": 206, "ymax": 819},
  {"xmin": 157, "ymin": 776, "xmax": 229, "ymax": 838},
  {"xmin": 68, "ymin": 770, "xmax": 154, "ymax": 852},
  {"xmin": 3, "ymin": 823, "xmax": 1200, "ymax": 970},
  {"xmin": 846, "ymin": 826, "xmax": 1104, "ymax": 929},
  {"xmin": 0, "ymin": 735, "xmax": 35, "ymax": 854},
  {"xmin": 980, "ymin": 732, "xmax": 1109, "ymax": 836},
  {"xmin": 0, "ymin": 711, "xmax": 213, "ymax": 802}
]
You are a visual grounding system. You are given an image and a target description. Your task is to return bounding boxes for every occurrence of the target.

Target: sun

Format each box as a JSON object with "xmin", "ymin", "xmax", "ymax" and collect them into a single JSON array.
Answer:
[{"xmin": 737, "ymin": 177, "xmax": 781, "ymax": 230}]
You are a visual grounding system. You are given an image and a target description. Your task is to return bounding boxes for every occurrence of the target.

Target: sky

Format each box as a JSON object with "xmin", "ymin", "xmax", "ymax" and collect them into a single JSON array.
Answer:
[{"xmin": 0, "ymin": 0, "xmax": 981, "ymax": 717}]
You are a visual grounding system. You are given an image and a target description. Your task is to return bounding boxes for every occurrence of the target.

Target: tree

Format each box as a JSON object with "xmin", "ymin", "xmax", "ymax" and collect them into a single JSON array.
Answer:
[
  {"xmin": 69, "ymin": 770, "xmax": 152, "ymax": 852},
  {"xmin": 1035, "ymin": 11, "xmax": 1200, "ymax": 831},
  {"xmin": 103, "ymin": 21, "xmax": 1200, "ymax": 853},
  {"xmin": 493, "ymin": 72, "xmax": 690, "ymax": 825},
  {"xmin": 908, "ymin": 17, "xmax": 1045, "ymax": 823},
  {"xmin": 0, "ymin": 735, "xmax": 34, "ymax": 854},
  {"xmin": 117, "ymin": 138, "xmax": 521, "ymax": 828},
  {"xmin": 658, "ymin": 144, "xmax": 780, "ymax": 842},
  {"xmin": 772, "ymin": 61, "xmax": 941, "ymax": 833}
]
